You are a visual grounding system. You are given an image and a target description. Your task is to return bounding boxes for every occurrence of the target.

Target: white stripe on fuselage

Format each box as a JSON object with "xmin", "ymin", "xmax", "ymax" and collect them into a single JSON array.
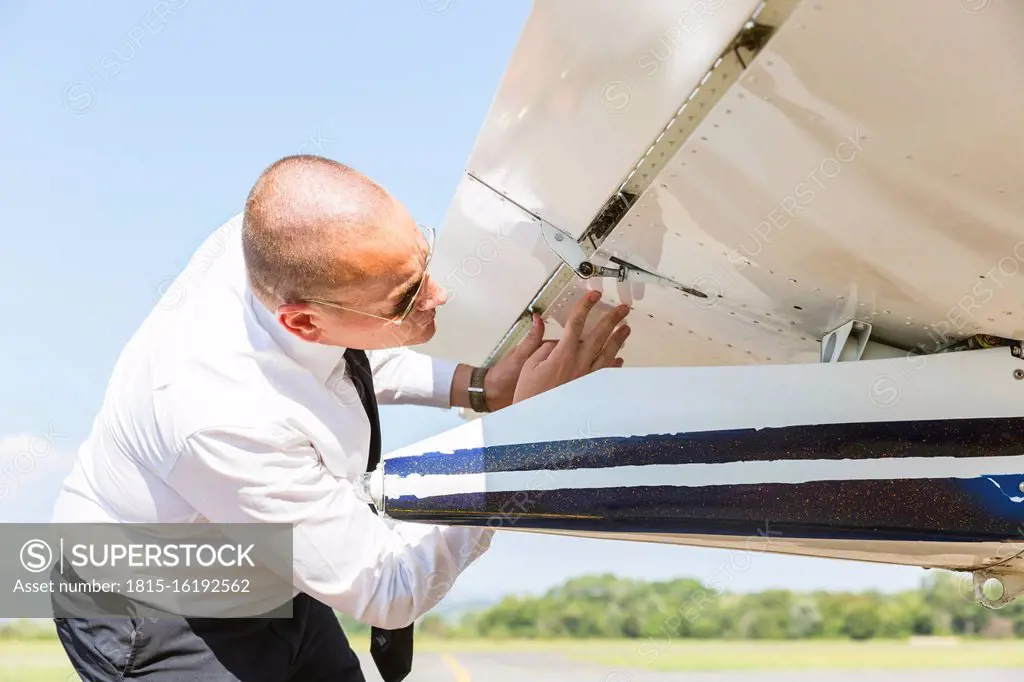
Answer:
[{"xmin": 385, "ymin": 454, "xmax": 1024, "ymax": 500}]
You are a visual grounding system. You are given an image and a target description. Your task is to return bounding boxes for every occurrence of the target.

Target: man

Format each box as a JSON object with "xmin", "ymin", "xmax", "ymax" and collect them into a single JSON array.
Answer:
[{"xmin": 51, "ymin": 155, "xmax": 631, "ymax": 680}]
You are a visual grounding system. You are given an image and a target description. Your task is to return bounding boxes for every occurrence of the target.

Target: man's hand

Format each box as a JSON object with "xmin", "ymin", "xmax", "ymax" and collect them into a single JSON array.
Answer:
[
  {"xmin": 511, "ymin": 290, "xmax": 630, "ymax": 404},
  {"xmin": 479, "ymin": 312, "xmax": 548, "ymax": 411}
]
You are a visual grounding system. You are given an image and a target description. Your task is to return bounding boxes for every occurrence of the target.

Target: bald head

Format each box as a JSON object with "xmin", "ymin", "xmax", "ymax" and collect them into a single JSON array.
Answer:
[
  {"xmin": 241, "ymin": 155, "xmax": 395, "ymax": 307},
  {"xmin": 240, "ymin": 154, "xmax": 446, "ymax": 349}
]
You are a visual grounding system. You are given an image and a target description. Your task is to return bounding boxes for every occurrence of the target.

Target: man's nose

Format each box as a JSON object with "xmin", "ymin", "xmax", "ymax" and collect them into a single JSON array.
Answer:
[{"xmin": 418, "ymin": 277, "xmax": 448, "ymax": 309}]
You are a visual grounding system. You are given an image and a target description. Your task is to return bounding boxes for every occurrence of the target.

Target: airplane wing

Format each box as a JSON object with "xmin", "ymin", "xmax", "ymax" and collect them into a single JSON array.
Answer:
[
  {"xmin": 419, "ymin": 0, "xmax": 1024, "ymax": 370},
  {"xmin": 393, "ymin": 0, "xmax": 1024, "ymax": 608}
]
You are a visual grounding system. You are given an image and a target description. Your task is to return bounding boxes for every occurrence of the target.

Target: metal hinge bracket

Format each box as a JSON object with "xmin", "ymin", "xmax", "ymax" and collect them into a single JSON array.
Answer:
[{"xmin": 540, "ymin": 222, "xmax": 708, "ymax": 299}]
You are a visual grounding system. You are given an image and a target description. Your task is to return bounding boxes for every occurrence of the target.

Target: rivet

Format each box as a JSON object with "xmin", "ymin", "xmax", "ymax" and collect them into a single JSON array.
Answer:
[{"xmin": 1018, "ymin": 481, "xmax": 1024, "ymax": 494}]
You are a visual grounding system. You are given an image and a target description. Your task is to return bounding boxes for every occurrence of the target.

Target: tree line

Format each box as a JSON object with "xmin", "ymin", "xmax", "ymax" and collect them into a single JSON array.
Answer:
[
  {"xmin": 384, "ymin": 571, "xmax": 1024, "ymax": 640},
  {"xmin": 3, "ymin": 570, "xmax": 1019, "ymax": 642}
]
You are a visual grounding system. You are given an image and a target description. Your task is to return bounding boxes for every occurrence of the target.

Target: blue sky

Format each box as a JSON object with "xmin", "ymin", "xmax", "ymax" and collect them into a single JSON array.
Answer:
[{"xmin": 0, "ymin": 0, "xmax": 931, "ymax": 603}]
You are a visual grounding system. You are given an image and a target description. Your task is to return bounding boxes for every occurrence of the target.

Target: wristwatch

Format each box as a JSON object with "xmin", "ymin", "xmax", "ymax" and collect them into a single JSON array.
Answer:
[{"xmin": 468, "ymin": 366, "xmax": 491, "ymax": 413}]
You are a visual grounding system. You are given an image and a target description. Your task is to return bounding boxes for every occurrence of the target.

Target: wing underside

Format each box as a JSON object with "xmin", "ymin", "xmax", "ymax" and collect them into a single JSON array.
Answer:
[{"xmin": 420, "ymin": 0, "xmax": 1024, "ymax": 369}]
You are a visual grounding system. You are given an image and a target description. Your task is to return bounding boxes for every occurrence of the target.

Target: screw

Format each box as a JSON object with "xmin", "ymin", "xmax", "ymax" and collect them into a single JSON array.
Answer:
[{"xmin": 1015, "ymin": 369, "xmax": 1024, "ymax": 380}]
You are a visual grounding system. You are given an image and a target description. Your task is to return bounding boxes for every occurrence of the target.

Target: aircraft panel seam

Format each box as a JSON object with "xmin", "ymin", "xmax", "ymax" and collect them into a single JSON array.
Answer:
[{"xmin": 481, "ymin": 0, "xmax": 805, "ymax": 367}]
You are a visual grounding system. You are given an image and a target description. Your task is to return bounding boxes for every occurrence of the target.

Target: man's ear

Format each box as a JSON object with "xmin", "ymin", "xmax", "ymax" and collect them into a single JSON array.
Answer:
[{"xmin": 277, "ymin": 303, "xmax": 323, "ymax": 342}]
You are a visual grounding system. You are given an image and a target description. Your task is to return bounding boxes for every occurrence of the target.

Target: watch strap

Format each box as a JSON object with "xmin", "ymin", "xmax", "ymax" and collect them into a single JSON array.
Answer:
[{"xmin": 468, "ymin": 366, "xmax": 490, "ymax": 413}]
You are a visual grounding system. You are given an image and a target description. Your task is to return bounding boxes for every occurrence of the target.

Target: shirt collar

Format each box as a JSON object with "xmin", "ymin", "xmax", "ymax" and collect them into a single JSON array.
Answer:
[{"xmin": 247, "ymin": 289, "xmax": 346, "ymax": 384}]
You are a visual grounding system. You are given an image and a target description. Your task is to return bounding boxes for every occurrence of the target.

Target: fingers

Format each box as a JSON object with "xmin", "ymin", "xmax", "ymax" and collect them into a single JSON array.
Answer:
[
  {"xmin": 526, "ymin": 340, "xmax": 556, "ymax": 369},
  {"xmin": 594, "ymin": 355, "xmax": 625, "ymax": 371},
  {"xmin": 560, "ymin": 290, "xmax": 601, "ymax": 349},
  {"xmin": 511, "ymin": 340, "xmax": 559, "ymax": 405},
  {"xmin": 512, "ymin": 313, "xmax": 545, "ymax": 360},
  {"xmin": 590, "ymin": 323, "xmax": 630, "ymax": 371},
  {"xmin": 581, "ymin": 303, "xmax": 630, "ymax": 361}
]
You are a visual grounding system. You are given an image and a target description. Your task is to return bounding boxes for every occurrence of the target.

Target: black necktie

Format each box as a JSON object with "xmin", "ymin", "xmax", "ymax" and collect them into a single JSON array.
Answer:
[{"xmin": 343, "ymin": 348, "xmax": 414, "ymax": 682}]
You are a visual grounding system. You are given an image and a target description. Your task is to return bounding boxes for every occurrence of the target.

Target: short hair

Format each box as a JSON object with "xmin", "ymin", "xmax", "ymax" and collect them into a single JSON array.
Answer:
[{"xmin": 241, "ymin": 155, "xmax": 390, "ymax": 307}]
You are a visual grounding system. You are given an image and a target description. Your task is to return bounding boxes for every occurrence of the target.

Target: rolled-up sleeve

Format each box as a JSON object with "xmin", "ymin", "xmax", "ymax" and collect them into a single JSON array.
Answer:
[
  {"xmin": 367, "ymin": 347, "xmax": 459, "ymax": 408},
  {"xmin": 165, "ymin": 425, "xmax": 493, "ymax": 629}
]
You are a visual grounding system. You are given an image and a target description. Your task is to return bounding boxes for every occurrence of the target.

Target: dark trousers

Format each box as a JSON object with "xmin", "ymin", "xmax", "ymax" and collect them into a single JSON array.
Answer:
[{"xmin": 54, "ymin": 592, "xmax": 366, "ymax": 681}]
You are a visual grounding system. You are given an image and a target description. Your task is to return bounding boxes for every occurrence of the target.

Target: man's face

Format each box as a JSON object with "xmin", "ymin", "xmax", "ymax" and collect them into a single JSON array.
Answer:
[{"xmin": 276, "ymin": 200, "xmax": 448, "ymax": 350}]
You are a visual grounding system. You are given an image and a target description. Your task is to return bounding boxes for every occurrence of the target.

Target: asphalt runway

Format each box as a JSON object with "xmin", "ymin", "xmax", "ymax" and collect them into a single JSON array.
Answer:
[{"xmin": 355, "ymin": 652, "xmax": 1023, "ymax": 682}]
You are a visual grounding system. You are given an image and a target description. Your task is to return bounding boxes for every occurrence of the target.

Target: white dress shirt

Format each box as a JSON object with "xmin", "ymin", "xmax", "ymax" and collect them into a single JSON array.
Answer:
[{"xmin": 51, "ymin": 214, "xmax": 493, "ymax": 627}]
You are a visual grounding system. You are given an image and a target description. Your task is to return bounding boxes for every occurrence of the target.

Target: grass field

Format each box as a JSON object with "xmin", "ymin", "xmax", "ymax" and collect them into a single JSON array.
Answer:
[
  {"xmin": 0, "ymin": 640, "xmax": 76, "ymax": 682},
  {"xmin": 417, "ymin": 638, "xmax": 1024, "ymax": 671},
  {"xmin": 5, "ymin": 637, "xmax": 1024, "ymax": 680}
]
